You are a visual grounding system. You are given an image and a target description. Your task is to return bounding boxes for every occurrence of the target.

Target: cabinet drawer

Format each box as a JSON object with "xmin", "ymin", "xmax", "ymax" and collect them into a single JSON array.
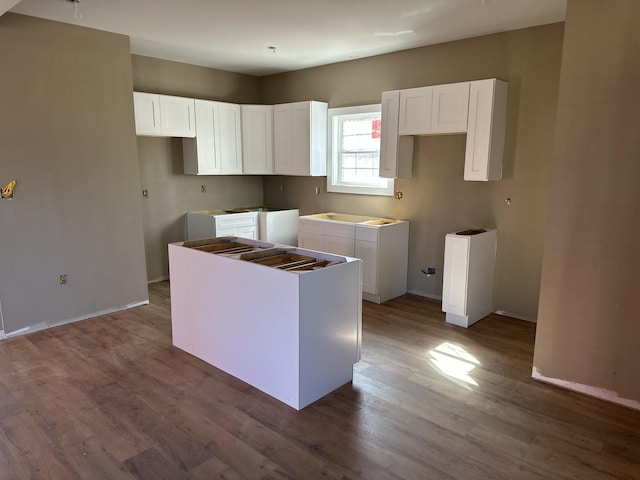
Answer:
[
  {"xmin": 355, "ymin": 225, "xmax": 379, "ymax": 243},
  {"xmin": 325, "ymin": 222, "xmax": 355, "ymax": 239},
  {"xmin": 298, "ymin": 219, "xmax": 325, "ymax": 235},
  {"xmin": 216, "ymin": 212, "xmax": 258, "ymax": 229}
]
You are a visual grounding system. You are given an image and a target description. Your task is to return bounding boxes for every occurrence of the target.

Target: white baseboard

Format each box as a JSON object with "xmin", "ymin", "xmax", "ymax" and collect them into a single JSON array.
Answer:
[
  {"xmin": 148, "ymin": 275, "xmax": 169, "ymax": 284},
  {"xmin": 406, "ymin": 289, "xmax": 442, "ymax": 302},
  {"xmin": 532, "ymin": 367, "xmax": 640, "ymax": 411},
  {"xmin": 2, "ymin": 299, "xmax": 150, "ymax": 340}
]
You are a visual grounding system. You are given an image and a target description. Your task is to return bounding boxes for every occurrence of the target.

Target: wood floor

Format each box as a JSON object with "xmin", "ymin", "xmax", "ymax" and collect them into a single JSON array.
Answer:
[{"xmin": 0, "ymin": 282, "xmax": 638, "ymax": 479}]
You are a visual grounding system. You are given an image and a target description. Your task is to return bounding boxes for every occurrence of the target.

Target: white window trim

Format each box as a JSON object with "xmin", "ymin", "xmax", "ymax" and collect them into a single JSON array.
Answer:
[{"xmin": 327, "ymin": 104, "xmax": 394, "ymax": 196}]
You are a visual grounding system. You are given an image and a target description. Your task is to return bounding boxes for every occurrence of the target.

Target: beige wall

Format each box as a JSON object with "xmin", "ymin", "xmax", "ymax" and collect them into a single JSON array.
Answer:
[
  {"xmin": 261, "ymin": 24, "xmax": 564, "ymax": 320},
  {"xmin": 131, "ymin": 56, "xmax": 264, "ymax": 281},
  {"xmin": 0, "ymin": 14, "xmax": 148, "ymax": 334},
  {"xmin": 534, "ymin": 0, "xmax": 640, "ymax": 403}
]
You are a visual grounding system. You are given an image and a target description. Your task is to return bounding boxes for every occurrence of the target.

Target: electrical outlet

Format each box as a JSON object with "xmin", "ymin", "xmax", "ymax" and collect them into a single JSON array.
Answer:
[
  {"xmin": 395, "ymin": 191, "xmax": 404, "ymax": 200},
  {"xmin": 201, "ymin": 185, "xmax": 207, "ymax": 193},
  {"xmin": 421, "ymin": 267, "xmax": 436, "ymax": 277},
  {"xmin": 280, "ymin": 184, "xmax": 285, "ymax": 192},
  {"xmin": 59, "ymin": 274, "xmax": 68, "ymax": 285},
  {"xmin": 315, "ymin": 186, "xmax": 320, "ymax": 194},
  {"xmin": 142, "ymin": 189, "xmax": 149, "ymax": 198}
]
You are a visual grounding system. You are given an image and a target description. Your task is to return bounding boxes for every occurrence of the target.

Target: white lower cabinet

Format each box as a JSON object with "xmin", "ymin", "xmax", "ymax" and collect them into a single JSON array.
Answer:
[
  {"xmin": 185, "ymin": 210, "xmax": 258, "ymax": 240},
  {"xmin": 355, "ymin": 221, "xmax": 410, "ymax": 304},
  {"xmin": 442, "ymin": 229, "xmax": 497, "ymax": 327},
  {"xmin": 168, "ymin": 238, "xmax": 362, "ymax": 410},
  {"xmin": 299, "ymin": 214, "xmax": 409, "ymax": 303}
]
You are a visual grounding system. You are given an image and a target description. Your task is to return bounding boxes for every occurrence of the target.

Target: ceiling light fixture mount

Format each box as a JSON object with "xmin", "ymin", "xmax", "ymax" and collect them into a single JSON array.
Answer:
[{"xmin": 267, "ymin": 46, "xmax": 277, "ymax": 54}]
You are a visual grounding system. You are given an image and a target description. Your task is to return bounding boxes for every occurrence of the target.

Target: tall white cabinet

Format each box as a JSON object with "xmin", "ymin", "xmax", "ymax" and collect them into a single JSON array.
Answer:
[
  {"xmin": 464, "ymin": 79, "xmax": 508, "ymax": 181},
  {"xmin": 183, "ymin": 99, "xmax": 243, "ymax": 175},
  {"xmin": 274, "ymin": 101, "xmax": 327, "ymax": 176},
  {"xmin": 442, "ymin": 229, "xmax": 497, "ymax": 327},
  {"xmin": 380, "ymin": 91, "xmax": 414, "ymax": 179}
]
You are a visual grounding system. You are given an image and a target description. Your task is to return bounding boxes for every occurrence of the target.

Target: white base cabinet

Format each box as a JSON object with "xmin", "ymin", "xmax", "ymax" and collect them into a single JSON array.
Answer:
[
  {"xmin": 442, "ymin": 229, "xmax": 497, "ymax": 327},
  {"xmin": 355, "ymin": 221, "xmax": 410, "ymax": 304},
  {"xmin": 299, "ymin": 214, "xmax": 410, "ymax": 303},
  {"xmin": 185, "ymin": 210, "xmax": 258, "ymax": 240},
  {"xmin": 168, "ymin": 239, "xmax": 362, "ymax": 410}
]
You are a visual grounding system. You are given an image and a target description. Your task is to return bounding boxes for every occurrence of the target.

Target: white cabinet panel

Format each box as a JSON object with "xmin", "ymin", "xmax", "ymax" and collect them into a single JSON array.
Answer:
[
  {"xmin": 464, "ymin": 79, "xmax": 508, "ymax": 181},
  {"xmin": 325, "ymin": 236, "xmax": 355, "ymax": 257},
  {"xmin": 355, "ymin": 240, "xmax": 378, "ymax": 294},
  {"xmin": 241, "ymin": 105, "xmax": 274, "ymax": 175},
  {"xmin": 159, "ymin": 95, "xmax": 196, "ymax": 137},
  {"xmin": 380, "ymin": 90, "xmax": 414, "ymax": 179},
  {"xmin": 183, "ymin": 100, "xmax": 242, "ymax": 175},
  {"xmin": 133, "ymin": 92, "xmax": 161, "ymax": 136},
  {"xmin": 442, "ymin": 229, "xmax": 497, "ymax": 327},
  {"xmin": 133, "ymin": 92, "xmax": 195, "ymax": 137},
  {"xmin": 398, "ymin": 86, "xmax": 433, "ymax": 135},
  {"xmin": 431, "ymin": 82, "xmax": 470, "ymax": 134},
  {"xmin": 274, "ymin": 101, "xmax": 327, "ymax": 176}
]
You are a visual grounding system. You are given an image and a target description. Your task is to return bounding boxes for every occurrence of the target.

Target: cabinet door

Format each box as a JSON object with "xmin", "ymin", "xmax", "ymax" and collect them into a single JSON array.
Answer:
[
  {"xmin": 431, "ymin": 82, "xmax": 470, "ymax": 134},
  {"xmin": 380, "ymin": 91, "xmax": 414, "ymax": 179},
  {"xmin": 298, "ymin": 232, "xmax": 325, "ymax": 251},
  {"xmin": 217, "ymin": 102, "xmax": 243, "ymax": 175},
  {"xmin": 398, "ymin": 86, "xmax": 433, "ymax": 135},
  {"xmin": 241, "ymin": 105, "xmax": 274, "ymax": 175},
  {"xmin": 464, "ymin": 79, "xmax": 508, "ymax": 181},
  {"xmin": 442, "ymin": 235, "xmax": 470, "ymax": 315},
  {"xmin": 183, "ymin": 100, "xmax": 219, "ymax": 175},
  {"xmin": 355, "ymin": 240, "xmax": 378, "ymax": 294},
  {"xmin": 133, "ymin": 92, "xmax": 161, "ymax": 136},
  {"xmin": 290, "ymin": 102, "xmax": 312, "ymax": 176},
  {"xmin": 274, "ymin": 104, "xmax": 293, "ymax": 175},
  {"xmin": 325, "ymin": 236, "xmax": 355, "ymax": 257},
  {"xmin": 237, "ymin": 225, "xmax": 258, "ymax": 240},
  {"xmin": 159, "ymin": 95, "xmax": 195, "ymax": 137}
]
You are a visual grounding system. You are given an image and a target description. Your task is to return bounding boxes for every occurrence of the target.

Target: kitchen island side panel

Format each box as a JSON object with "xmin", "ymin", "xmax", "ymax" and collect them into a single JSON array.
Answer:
[
  {"xmin": 298, "ymin": 258, "xmax": 362, "ymax": 408},
  {"xmin": 168, "ymin": 243, "xmax": 301, "ymax": 407}
]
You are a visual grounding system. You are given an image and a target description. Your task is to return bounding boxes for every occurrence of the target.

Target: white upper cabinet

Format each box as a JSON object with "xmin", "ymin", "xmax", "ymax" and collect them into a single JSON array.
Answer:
[
  {"xmin": 133, "ymin": 92, "xmax": 161, "ymax": 135},
  {"xmin": 464, "ymin": 79, "xmax": 508, "ymax": 181},
  {"xmin": 380, "ymin": 91, "xmax": 414, "ymax": 178},
  {"xmin": 431, "ymin": 82, "xmax": 470, "ymax": 134},
  {"xmin": 182, "ymin": 99, "xmax": 242, "ymax": 175},
  {"xmin": 398, "ymin": 86, "xmax": 433, "ymax": 135},
  {"xmin": 241, "ymin": 105, "xmax": 274, "ymax": 175},
  {"xmin": 133, "ymin": 92, "xmax": 195, "ymax": 137},
  {"xmin": 274, "ymin": 101, "xmax": 327, "ymax": 176}
]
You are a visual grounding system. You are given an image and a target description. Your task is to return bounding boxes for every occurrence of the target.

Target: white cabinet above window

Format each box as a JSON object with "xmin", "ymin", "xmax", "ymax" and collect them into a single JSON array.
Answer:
[
  {"xmin": 430, "ymin": 81, "xmax": 470, "ymax": 134},
  {"xmin": 133, "ymin": 92, "xmax": 195, "ymax": 137}
]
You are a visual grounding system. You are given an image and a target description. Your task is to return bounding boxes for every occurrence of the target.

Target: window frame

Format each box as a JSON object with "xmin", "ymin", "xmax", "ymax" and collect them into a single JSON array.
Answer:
[{"xmin": 327, "ymin": 104, "xmax": 394, "ymax": 196}]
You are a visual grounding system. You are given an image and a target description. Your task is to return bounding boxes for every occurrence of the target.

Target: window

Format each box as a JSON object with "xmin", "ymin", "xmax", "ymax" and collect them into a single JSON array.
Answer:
[{"xmin": 327, "ymin": 105, "xmax": 394, "ymax": 196}]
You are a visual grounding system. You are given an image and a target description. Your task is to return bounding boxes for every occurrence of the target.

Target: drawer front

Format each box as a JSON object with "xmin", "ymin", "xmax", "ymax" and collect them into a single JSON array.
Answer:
[
  {"xmin": 355, "ymin": 225, "xmax": 379, "ymax": 243},
  {"xmin": 215, "ymin": 212, "xmax": 258, "ymax": 229},
  {"xmin": 298, "ymin": 218, "xmax": 325, "ymax": 235},
  {"xmin": 325, "ymin": 222, "xmax": 355, "ymax": 239}
]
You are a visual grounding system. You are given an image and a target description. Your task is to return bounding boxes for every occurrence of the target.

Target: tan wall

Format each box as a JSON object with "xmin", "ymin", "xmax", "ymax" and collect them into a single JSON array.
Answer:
[
  {"xmin": 0, "ymin": 14, "xmax": 148, "ymax": 334},
  {"xmin": 261, "ymin": 24, "xmax": 564, "ymax": 320},
  {"xmin": 131, "ymin": 56, "xmax": 264, "ymax": 281},
  {"xmin": 534, "ymin": 0, "xmax": 640, "ymax": 402}
]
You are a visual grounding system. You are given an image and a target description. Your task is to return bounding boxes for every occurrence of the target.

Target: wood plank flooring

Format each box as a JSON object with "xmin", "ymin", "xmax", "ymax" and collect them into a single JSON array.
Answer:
[{"xmin": 0, "ymin": 281, "xmax": 638, "ymax": 479}]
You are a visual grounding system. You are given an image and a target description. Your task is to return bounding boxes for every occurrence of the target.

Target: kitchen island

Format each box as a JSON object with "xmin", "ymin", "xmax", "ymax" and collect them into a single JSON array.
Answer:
[{"xmin": 168, "ymin": 237, "xmax": 362, "ymax": 410}]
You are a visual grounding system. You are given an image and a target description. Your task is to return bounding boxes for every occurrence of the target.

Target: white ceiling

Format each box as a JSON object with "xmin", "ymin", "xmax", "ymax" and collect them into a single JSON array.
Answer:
[{"xmin": 8, "ymin": 0, "xmax": 566, "ymax": 76}]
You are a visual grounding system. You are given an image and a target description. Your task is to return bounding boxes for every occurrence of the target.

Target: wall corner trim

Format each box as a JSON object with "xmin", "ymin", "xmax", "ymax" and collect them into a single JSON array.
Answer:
[{"xmin": 532, "ymin": 367, "xmax": 640, "ymax": 412}]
